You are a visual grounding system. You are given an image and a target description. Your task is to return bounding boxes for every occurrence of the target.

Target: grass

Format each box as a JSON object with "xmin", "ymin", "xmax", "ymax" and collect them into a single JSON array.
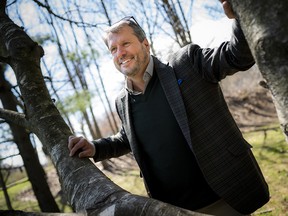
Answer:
[
  {"xmin": 0, "ymin": 125, "xmax": 287, "ymax": 215},
  {"xmin": 244, "ymin": 125, "xmax": 288, "ymax": 215},
  {"xmin": 104, "ymin": 169, "xmax": 147, "ymax": 196},
  {"xmin": 0, "ymin": 178, "xmax": 39, "ymax": 211},
  {"xmin": 0, "ymin": 166, "xmax": 71, "ymax": 212}
]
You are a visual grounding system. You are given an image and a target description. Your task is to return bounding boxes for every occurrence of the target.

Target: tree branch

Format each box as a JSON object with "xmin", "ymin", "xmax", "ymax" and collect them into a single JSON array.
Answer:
[
  {"xmin": 32, "ymin": 0, "xmax": 101, "ymax": 28},
  {"xmin": 0, "ymin": 108, "xmax": 30, "ymax": 129}
]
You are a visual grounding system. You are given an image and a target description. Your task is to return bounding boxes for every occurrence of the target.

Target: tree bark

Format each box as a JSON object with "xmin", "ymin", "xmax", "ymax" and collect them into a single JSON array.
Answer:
[
  {"xmin": 229, "ymin": 0, "xmax": 288, "ymax": 142},
  {"xmin": 0, "ymin": 1, "xmax": 205, "ymax": 215},
  {"xmin": 0, "ymin": 66, "xmax": 60, "ymax": 212}
]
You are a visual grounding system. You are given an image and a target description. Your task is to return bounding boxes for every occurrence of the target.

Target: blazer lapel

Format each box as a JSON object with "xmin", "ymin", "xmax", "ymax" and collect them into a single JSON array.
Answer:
[
  {"xmin": 153, "ymin": 57, "xmax": 193, "ymax": 149},
  {"xmin": 119, "ymin": 91, "xmax": 142, "ymax": 158}
]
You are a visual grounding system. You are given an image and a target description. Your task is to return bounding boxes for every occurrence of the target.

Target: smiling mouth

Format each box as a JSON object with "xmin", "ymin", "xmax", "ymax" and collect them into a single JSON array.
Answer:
[{"xmin": 120, "ymin": 58, "xmax": 133, "ymax": 65}]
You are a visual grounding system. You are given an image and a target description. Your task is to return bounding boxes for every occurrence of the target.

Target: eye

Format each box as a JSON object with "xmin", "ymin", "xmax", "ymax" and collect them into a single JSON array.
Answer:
[
  {"xmin": 110, "ymin": 47, "xmax": 116, "ymax": 54},
  {"xmin": 123, "ymin": 42, "xmax": 130, "ymax": 47}
]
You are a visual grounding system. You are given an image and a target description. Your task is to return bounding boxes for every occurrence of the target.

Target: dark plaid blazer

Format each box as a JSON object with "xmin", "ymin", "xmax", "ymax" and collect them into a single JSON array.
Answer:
[{"xmin": 93, "ymin": 20, "xmax": 269, "ymax": 214}]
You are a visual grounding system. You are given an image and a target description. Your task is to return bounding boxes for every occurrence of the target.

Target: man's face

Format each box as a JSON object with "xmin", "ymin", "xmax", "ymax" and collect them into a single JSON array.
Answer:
[{"xmin": 107, "ymin": 25, "xmax": 150, "ymax": 78}]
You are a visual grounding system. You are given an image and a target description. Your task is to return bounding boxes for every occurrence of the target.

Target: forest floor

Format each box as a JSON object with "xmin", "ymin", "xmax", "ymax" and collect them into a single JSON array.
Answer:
[
  {"xmin": 224, "ymin": 88, "xmax": 278, "ymax": 132},
  {"xmin": 10, "ymin": 88, "xmax": 287, "ymax": 215}
]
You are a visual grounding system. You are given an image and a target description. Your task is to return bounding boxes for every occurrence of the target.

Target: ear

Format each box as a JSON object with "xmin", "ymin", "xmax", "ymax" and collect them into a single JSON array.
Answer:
[{"xmin": 143, "ymin": 38, "xmax": 150, "ymax": 52}]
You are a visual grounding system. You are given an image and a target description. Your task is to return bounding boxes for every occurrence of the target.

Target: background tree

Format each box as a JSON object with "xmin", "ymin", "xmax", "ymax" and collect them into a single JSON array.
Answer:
[
  {"xmin": 0, "ymin": 65, "xmax": 59, "ymax": 212},
  {"xmin": 156, "ymin": 0, "xmax": 192, "ymax": 47},
  {"xmin": 0, "ymin": 165, "xmax": 12, "ymax": 210}
]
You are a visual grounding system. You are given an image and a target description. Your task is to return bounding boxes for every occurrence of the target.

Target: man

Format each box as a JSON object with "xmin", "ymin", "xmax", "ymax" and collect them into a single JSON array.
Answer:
[{"xmin": 68, "ymin": 1, "xmax": 269, "ymax": 215}]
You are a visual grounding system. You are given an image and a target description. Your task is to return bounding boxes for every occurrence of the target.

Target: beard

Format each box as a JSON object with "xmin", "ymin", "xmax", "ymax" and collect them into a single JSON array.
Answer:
[{"xmin": 117, "ymin": 46, "xmax": 149, "ymax": 78}]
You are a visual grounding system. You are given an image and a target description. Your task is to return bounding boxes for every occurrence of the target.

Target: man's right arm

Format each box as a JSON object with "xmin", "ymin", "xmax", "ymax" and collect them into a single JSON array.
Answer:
[
  {"xmin": 68, "ymin": 126, "xmax": 131, "ymax": 162},
  {"xmin": 92, "ymin": 127, "xmax": 131, "ymax": 162}
]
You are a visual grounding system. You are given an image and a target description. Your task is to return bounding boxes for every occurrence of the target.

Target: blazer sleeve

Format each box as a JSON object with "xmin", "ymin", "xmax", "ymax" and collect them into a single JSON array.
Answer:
[
  {"xmin": 92, "ymin": 92, "xmax": 131, "ymax": 162},
  {"xmin": 92, "ymin": 127, "xmax": 131, "ymax": 162},
  {"xmin": 187, "ymin": 19, "xmax": 255, "ymax": 82}
]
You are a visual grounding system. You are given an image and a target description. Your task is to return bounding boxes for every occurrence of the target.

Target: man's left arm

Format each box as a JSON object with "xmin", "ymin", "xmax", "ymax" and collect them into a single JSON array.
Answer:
[
  {"xmin": 218, "ymin": 0, "xmax": 255, "ymax": 76},
  {"xmin": 225, "ymin": 19, "xmax": 255, "ymax": 72}
]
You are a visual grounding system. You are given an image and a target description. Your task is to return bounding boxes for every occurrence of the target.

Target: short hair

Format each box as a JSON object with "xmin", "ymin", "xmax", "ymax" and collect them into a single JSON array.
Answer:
[{"xmin": 103, "ymin": 16, "xmax": 146, "ymax": 47}]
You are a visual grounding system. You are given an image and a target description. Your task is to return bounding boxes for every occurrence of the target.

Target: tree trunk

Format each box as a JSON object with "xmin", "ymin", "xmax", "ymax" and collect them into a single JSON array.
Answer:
[
  {"xmin": 0, "ymin": 168, "xmax": 13, "ymax": 210},
  {"xmin": 229, "ymin": 0, "xmax": 288, "ymax": 142},
  {"xmin": 0, "ymin": 66, "xmax": 60, "ymax": 212},
  {"xmin": 159, "ymin": 0, "xmax": 192, "ymax": 47},
  {"xmin": 0, "ymin": 1, "xmax": 204, "ymax": 215}
]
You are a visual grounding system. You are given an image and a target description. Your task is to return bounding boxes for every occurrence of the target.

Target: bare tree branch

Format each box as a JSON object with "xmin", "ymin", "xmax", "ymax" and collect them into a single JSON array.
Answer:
[
  {"xmin": 0, "ymin": 108, "xmax": 29, "ymax": 129},
  {"xmin": 32, "ymin": 0, "xmax": 101, "ymax": 28}
]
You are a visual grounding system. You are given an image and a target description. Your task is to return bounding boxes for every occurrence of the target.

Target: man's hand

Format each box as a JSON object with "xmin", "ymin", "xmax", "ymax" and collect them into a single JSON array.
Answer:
[
  {"xmin": 220, "ymin": 0, "xmax": 236, "ymax": 19},
  {"xmin": 68, "ymin": 136, "xmax": 96, "ymax": 158}
]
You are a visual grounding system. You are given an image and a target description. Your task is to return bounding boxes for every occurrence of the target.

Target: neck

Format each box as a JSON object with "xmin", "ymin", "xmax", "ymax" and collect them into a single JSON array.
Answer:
[
  {"xmin": 127, "ymin": 55, "xmax": 151, "ymax": 93},
  {"xmin": 128, "ymin": 76, "xmax": 145, "ymax": 92}
]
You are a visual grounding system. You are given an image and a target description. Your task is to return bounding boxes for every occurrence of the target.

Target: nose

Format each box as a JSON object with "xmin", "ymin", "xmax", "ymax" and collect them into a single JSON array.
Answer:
[{"xmin": 116, "ymin": 46, "xmax": 126, "ymax": 59}]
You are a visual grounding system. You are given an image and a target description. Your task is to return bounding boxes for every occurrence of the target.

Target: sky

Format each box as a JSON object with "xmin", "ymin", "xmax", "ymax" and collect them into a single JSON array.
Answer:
[{"xmin": 1, "ymin": 0, "xmax": 234, "ymax": 167}]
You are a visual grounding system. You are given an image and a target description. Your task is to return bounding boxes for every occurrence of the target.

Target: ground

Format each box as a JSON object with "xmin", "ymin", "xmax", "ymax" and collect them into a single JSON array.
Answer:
[{"xmin": 225, "ymin": 88, "xmax": 278, "ymax": 131}]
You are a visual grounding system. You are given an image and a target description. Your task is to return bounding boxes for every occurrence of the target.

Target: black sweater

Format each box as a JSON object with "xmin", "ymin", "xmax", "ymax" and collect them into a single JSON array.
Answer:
[{"xmin": 130, "ymin": 72, "xmax": 219, "ymax": 210}]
